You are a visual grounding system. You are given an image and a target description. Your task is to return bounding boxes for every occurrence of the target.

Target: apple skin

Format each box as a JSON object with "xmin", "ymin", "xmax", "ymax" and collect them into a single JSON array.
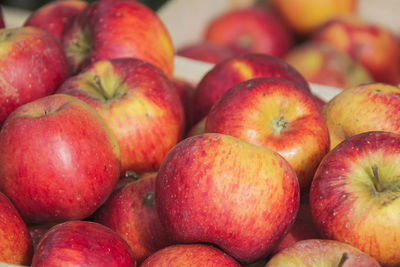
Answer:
[
  {"xmin": 0, "ymin": 26, "xmax": 69, "ymax": 125},
  {"xmin": 177, "ymin": 41, "xmax": 235, "ymax": 64},
  {"xmin": 204, "ymin": 7, "xmax": 293, "ymax": 57},
  {"xmin": 0, "ymin": 94, "xmax": 121, "ymax": 224},
  {"xmin": 186, "ymin": 116, "xmax": 206, "ymax": 137},
  {"xmin": 62, "ymin": 0, "xmax": 174, "ymax": 77},
  {"xmin": 284, "ymin": 42, "xmax": 373, "ymax": 90},
  {"xmin": 172, "ymin": 77, "xmax": 196, "ymax": 132},
  {"xmin": 94, "ymin": 172, "xmax": 171, "ymax": 264},
  {"xmin": 57, "ymin": 58, "xmax": 184, "ymax": 174},
  {"xmin": 265, "ymin": 239, "xmax": 380, "ymax": 267},
  {"xmin": 0, "ymin": 7, "xmax": 5, "ymax": 28},
  {"xmin": 141, "ymin": 244, "xmax": 241, "ymax": 267},
  {"xmin": 323, "ymin": 82, "xmax": 400, "ymax": 149},
  {"xmin": 156, "ymin": 133, "xmax": 300, "ymax": 264},
  {"xmin": 0, "ymin": 192, "xmax": 33, "ymax": 266},
  {"xmin": 191, "ymin": 53, "xmax": 311, "ymax": 124},
  {"xmin": 31, "ymin": 221, "xmax": 136, "ymax": 267},
  {"xmin": 310, "ymin": 131, "xmax": 400, "ymax": 266},
  {"xmin": 205, "ymin": 78, "xmax": 330, "ymax": 190},
  {"xmin": 312, "ymin": 16, "xmax": 400, "ymax": 85},
  {"xmin": 271, "ymin": 0, "xmax": 356, "ymax": 35},
  {"xmin": 24, "ymin": 0, "xmax": 88, "ymax": 41}
]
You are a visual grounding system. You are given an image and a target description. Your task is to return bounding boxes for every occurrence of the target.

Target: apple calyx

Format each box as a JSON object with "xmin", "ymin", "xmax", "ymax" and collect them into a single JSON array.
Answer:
[
  {"xmin": 272, "ymin": 116, "xmax": 289, "ymax": 135},
  {"xmin": 0, "ymin": 29, "xmax": 14, "ymax": 41},
  {"xmin": 142, "ymin": 191, "xmax": 155, "ymax": 207},
  {"xmin": 337, "ymin": 252, "xmax": 348, "ymax": 267}
]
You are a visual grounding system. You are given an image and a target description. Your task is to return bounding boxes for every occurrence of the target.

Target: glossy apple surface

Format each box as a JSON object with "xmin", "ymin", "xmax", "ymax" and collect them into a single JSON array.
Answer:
[
  {"xmin": 323, "ymin": 82, "xmax": 400, "ymax": 149},
  {"xmin": 206, "ymin": 78, "xmax": 330, "ymax": 190},
  {"xmin": 0, "ymin": 94, "xmax": 121, "ymax": 224},
  {"xmin": 266, "ymin": 239, "xmax": 380, "ymax": 267},
  {"xmin": 62, "ymin": 0, "xmax": 174, "ymax": 77},
  {"xmin": 156, "ymin": 133, "xmax": 299, "ymax": 263},
  {"xmin": 0, "ymin": 27, "xmax": 69, "ymax": 125},
  {"xmin": 31, "ymin": 221, "xmax": 136, "ymax": 267},
  {"xmin": 141, "ymin": 244, "xmax": 241, "ymax": 267},
  {"xmin": 0, "ymin": 192, "xmax": 33, "ymax": 266},
  {"xmin": 57, "ymin": 58, "xmax": 184, "ymax": 174},
  {"xmin": 191, "ymin": 53, "xmax": 311, "ymax": 123},
  {"xmin": 310, "ymin": 131, "xmax": 400, "ymax": 266},
  {"xmin": 94, "ymin": 172, "xmax": 170, "ymax": 264}
]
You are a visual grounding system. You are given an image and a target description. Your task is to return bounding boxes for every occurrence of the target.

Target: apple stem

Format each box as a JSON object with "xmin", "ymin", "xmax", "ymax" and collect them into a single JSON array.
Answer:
[
  {"xmin": 337, "ymin": 252, "xmax": 348, "ymax": 267},
  {"xmin": 371, "ymin": 165, "xmax": 383, "ymax": 193},
  {"xmin": 142, "ymin": 192, "xmax": 155, "ymax": 207},
  {"xmin": 125, "ymin": 170, "xmax": 140, "ymax": 180},
  {"xmin": 94, "ymin": 75, "xmax": 113, "ymax": 100}
]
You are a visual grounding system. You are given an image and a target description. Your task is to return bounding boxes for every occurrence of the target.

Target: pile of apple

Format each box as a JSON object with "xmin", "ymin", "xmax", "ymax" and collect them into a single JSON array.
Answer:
[{"xmin": 0, "ymin": 0, "xmax": 400, "ymax": 266}]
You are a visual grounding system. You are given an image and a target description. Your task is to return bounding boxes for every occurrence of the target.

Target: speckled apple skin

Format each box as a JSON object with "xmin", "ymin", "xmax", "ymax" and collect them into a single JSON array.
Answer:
[
  {"xmin": 0, "ymin": 94, "xmax": 121, "ymax": 224},
  {"xmin": 310, "ymin": 131, "xmax": 400, "ymax": 266},
  {"xmin": 206, "ymin": 77, "xmax": 330, "ymax": 191},
  {"xmin": 0, "ymin": 27, "xmax": 69, "ymax": 125},
  {"xmin": 0, "ymin": 192, "xmax": 33, "ymax": 266},
  {"xmin": 57, "ymin": 58, "xmax": 185, "ymax": 174},
  {"xmin": 156, "ymin": 133, "xmax": 300, "ymax": 264},
  {"xmin": 32, "ymin": 221, "xmax": 136, "ymax": 267},
  {"xmin": 191, "ymin": 53, "xmax": 311, "ymax": 123},
  {"xmin": 94, "ymin": 172, "xmax": 171, "ymax": 264},
  {"xmin": 141, "ymin": 244, "xmax": 241, "ymax": 267},
  {"xmin": 62, "ymin": 0, "xmax": 174, "ymax": 77}
]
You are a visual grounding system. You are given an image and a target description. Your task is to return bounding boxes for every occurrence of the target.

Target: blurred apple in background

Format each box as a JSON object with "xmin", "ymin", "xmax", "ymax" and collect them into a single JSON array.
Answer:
[
  {"xmin": 156, "ymin": 133, "xmax": 299, "ymax": 263},
  {"xmin": 323, "ymin": 82, "xmax": 400, "ymax": 149},
  {"xmin": 57, "ymin": 58, "xmax": 184, "ymax": 175},
  {"xmin": 0, "ymin": 26, "xmax": 69, "ymax": 126},
  {"xmin": 177, "ymin": 41, "xmax": 235, "ymax": 64},
  {"xmin": 310, "ymin": 131, "xmax": 400, "ymax": 266},
  {"xmin": 62, "ymin": 0, "xmax": 174, "ymax": 77},
  {"xmin": 191, "ymin": 53, "xmax": 311, "ymax": 124},
  {"xmin": 0, "ymin": 94, "xmax": 121, "ymax": 224},
  {"xmin": 172, "ymin": 77, "xmax": 196, "ymax": 132},
  {"xmin": 312, "ymin": 15, "xmax": 400, "ymax": 85},
  {"xmin": 205, "ymin": 77, "xmax": 330, "ymax": 191},
  {"xmin": 266, "ymin": 239, "xmax": 380, "ymax": 267},
  {"xmin": 24, "ymin": 0, "xmax": 88, "ymax": 41},
  {"xmin": 0, "ymin": 192, "xmax": 33, "ymax": 266},
  {"xmin": 186, "ymin": 116, "xmax": 206, "ymax": 137},
  {"xmin": 141, "ymin": 244, "xmax": 241, "ymax": 267},
  {"xmin": 94, "ymin": 172, "xmax": 171, "ymax": 264},
  {"xmin": 204, "ymin": 7, "xmax": 293, "ymax": 57},
  {"xmin": 0, "ymin": 6, "xmax": 5, "ymax": 28},
  {"xmin": 31, "ymin": 221, "xmax": 136, "ymax": 267},
  {"xmin": 271, "ymin": 0, "xmax": 357, "ymax": 36},
  {"xmin": 284, "ymin": 42, "xmax": 373, "ymax": 90}
]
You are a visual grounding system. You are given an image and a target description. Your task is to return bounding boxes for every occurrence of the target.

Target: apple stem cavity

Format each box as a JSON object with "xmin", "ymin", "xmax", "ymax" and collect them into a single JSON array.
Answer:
[
  {"xmin": 273, "ymin": 116, "xmax": 289, "ymax": 135},
  {"xmin": 142, "ymin": 192, "xmax": 155, "ymax": 207},
  {"xmin": 94, "ymin": 75, "xmax": 114, "ymax": 100},
  {"xmin": 337, "ymin": 252, "xmax": 348, "ymax": 267},
  {"xmin": 371, "ymin": 164, "xmax": 383, "ymax": 193}
]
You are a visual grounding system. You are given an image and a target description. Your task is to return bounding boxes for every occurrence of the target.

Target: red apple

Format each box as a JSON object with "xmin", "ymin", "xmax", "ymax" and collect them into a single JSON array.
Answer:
[
  {"xmin": 204, "ymin": 7, "xmax": 293, "ymax": 57},
  {"xmin": 172, "ymin": 77, "xmax": 196, "ymax": 132},
  {"xmin": 0, "ymin": 6, "xmax": 5, "ymax": 28},
  {"xmin": 312, "ymin": 15, "xmax": 400, "ymax": 85},
  {"xmin": 186, "ymin": 116, "xmax": 206, "ymax": 137},
  {"xmin": 310, "ymin": 131, "xmax": 400, "ymax": 266},
  {"xmin": 177, "ymin": 41, "xmax": 235, "ymax": 64},
  {"xmin": 0, "ymin": 26, "xmax": 69, "ymax": 125},
  {"xmin": 205, "ymin": 78, "xmax": 330, "ymax": 190},
  {"xmin": 94, "ymin": 172, "xmax": 171, "ymax": 264},
  {"xmin": 141, "ymin": 244, "xmax": 241, "ymax": 267},
  {"xmin": 28, "ymin": 223, "xmax": 54, "ymax": 252},
  {"xmin": 266, "ymin": 239, "xmax": 380, "ymax": 266},
  {"xmin": 31, "ymin": 221, "xmax": 136, "ymax": 266},
  {"xmin": 0, "ymin": 192, "xmax": 33, "ymax": 266},
  {"xmin": 284, "ymin": 42, "xmax": 373, "ymax": 89},
  {"xmin": 62, "ymin": 0, "xmax": 174, "ymax": 77},
  {"xmin": 323, "ymin": 82, "xmax": 400, "ymax": 149},
  {"xmin": 0, "ymin": 94, "xmax": 121, "ymax": 224},
  {"xmin": 57, "ymin": 58, "xmax": 184, "ymax": 174},
  {"xmin": 156, "ymin": 133, "xmax": 300, "ymax": 264},
  {"xmin": 24, "ymin": 0, "xmax": 88, "ymax": 41},
  {"xmin": 191, "ymin": 53, "xmax": 311, "ymax": 124}
]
